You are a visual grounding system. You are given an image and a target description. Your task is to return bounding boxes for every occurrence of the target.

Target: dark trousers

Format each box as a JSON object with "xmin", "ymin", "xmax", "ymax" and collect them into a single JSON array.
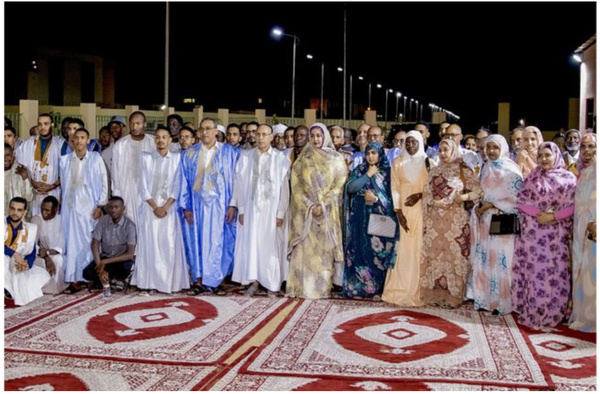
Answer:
[{"xmin": 83, "ymin": 259, "xmax": 134, "ymax": 286}]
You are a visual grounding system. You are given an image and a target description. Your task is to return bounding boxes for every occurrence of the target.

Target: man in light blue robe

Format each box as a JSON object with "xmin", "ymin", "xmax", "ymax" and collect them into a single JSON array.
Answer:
[
  {"xmin": 180, "ymin": 118, "xmax": 240, "ymax": 294},
  {"xmin": 60, "ymin": 129, "xmax": 108, "ymax": 293}
]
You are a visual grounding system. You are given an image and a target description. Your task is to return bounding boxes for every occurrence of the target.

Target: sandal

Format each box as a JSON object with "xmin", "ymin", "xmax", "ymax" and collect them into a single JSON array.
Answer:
[
  {"xmin": 212, "ymin": 285, "xmax": 227, "ymax": 296},
  {"xmin": 62, "ymin": 283, "xmax": 82, "ymax": 295},
  {"xmin": 187, "ymin": 284, "xmax": 207, "ymax": 296}
]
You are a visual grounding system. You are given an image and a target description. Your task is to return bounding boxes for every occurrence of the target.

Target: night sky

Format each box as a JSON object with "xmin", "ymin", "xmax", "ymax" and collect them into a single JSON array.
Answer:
[{"xmin": 5, "ymin": 2, "xmax": 596, "ymax": 132}]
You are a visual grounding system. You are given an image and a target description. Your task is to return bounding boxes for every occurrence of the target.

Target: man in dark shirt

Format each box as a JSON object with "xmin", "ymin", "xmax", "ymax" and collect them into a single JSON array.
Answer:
[{"xmin": 83, "ymin": 196, "xmax": 136, "ymax": 291}]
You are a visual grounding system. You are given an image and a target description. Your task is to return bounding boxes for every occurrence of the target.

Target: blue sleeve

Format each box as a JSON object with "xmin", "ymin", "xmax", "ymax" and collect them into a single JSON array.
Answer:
[
  {"xmin": 5, "ymin": 245, "xmax": 15, "ymax": 257},
  {"xmin": 347, "ymin": 174, "xmax": 370, "ymax": 194},
  {"xmin": 25, "ymin": 244, "xmax": 37, "ymax": 268}
]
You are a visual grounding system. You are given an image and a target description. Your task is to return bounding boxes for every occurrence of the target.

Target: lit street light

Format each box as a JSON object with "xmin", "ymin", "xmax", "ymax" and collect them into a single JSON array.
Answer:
[
  {"xmin": 395, "ymin": 92, "xmax": 402, "ymax": 122},
  {"xmin": 271, "ymin": 27, "xmax": 300, "ymax": 120}
]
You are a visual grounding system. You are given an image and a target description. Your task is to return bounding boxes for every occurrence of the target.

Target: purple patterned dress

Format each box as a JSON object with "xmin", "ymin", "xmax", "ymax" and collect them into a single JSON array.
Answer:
[{"xmin": 512, "ymin": 142, "xmax": 577, "ymax": 328}]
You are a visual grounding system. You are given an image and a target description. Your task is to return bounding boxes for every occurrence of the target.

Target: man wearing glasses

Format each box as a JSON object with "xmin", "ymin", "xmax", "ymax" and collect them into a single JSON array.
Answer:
[
  {"xmin": 350, "ymin": 125, "xmax": 382, "ymax": 170},
  {"xmin": 241, "ymin": 122, "xmax": 259, "ymax": 150},
  {"xmin": 230, "ymin": 124, "xmax": 291, "ymax": 297},
  {"xmin": 387, "ymin": 129, "xmax": 407, "ymax": 163},
  {"xmin": 180, "ymin": 117, "xmax": 240, "ymax": 295}
]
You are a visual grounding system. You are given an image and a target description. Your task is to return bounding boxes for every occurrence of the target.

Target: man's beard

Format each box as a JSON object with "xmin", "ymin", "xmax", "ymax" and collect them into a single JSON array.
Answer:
[{"xmin": 566, "ymin": 145, "xmax": 579, "ymax": 155}]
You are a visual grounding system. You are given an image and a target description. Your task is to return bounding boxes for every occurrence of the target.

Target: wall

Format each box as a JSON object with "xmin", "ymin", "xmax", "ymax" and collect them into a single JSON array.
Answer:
[{"xmin": 579, "ymin": 42, "xmax": 596, "ymax": 131}]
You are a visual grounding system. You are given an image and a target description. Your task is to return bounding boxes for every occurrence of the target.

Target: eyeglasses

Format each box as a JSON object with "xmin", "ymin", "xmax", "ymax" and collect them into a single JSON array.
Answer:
[
  {"xmin": 256, "ymin": 133, "xmax": 272, "ymax": 138},
  {"xmin": 446, "ymin": 133, "xmax": 461, "ymax": 138},
  {"xmin": 198, "ymin": 127, "xmax": 216, "ymax": 133}
]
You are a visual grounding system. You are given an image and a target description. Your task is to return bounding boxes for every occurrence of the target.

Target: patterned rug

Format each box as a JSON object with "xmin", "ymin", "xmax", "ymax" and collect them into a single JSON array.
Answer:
[
  {"xmin": 4, "ymin": 293, "xmax": 596, "ymax": 391},
  {"xmin": 238, "ymin": 299, "xmax": 554, "ymax": 389},
  {"xmin": 5, "ymin": 292, "xmax": 291, "ymax": 365},
  {"xmin": 517, "ymin": 322, "xmax": 596, "ymax": 391}
]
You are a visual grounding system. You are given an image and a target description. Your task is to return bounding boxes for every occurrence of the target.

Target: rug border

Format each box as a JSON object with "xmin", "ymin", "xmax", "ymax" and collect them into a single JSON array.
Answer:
[{"xmin": 5, "ymin": 292, "xmax": 100, "ymax": 334}]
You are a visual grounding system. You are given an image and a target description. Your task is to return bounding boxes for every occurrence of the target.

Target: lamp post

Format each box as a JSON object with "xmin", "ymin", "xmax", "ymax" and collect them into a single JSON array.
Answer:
[
  {"xmin": 376, "ymin": 84, "xmax": 382, "ymax": 113},
  {"xmin": 164, "ymin": 2, "xmax": 169, "ymax": 109},
  {"xmin": 403, "ymin": 97, "xmax": 407, "ymax": 123},
  {"xmin": 337, "ymin": 68, "xmax": 344, "ymax": 118},
  {"xmin": 395, "ymin": 92, "xmax": 402, "ymax": 122},
  {"xmin": 415, "ymin": 100, "xmax": 419, "ymax": 122},
  {"xmin": 307, "ymin": 54, "xmax": 325, "ymax": 121},
  {"xmin": 272, "ymin": 27, "xmax": 300, "ymax": 120},
  {"xmin": 409, "ymin": 99, "xmax": 414, "ymax": 122},
  {"xmin": 385, "ymin": 88, "xmax": 392, "ymax": 130},
  {"xmin": 368, "ymin": 82, "xmax": 372, "ymax": 109}
]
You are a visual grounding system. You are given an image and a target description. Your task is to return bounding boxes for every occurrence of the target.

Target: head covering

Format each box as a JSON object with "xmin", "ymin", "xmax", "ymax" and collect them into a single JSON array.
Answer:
[
  {"xmin": 565, "ymin": 128, "xmax": 581, "ymax": 139},
  {"xmin": 480, "ymin": 134, "xmax": 523, "ymax": 213},
  {"xmin": 537, "ymin": 141, "xmax": 565, "ymax": 172},
  {"xmin": 309, "ymin": 123, "xmax": 334, "ymax": 150},
  {"xmin": 109, "ymin": 115, "xmax": 126, "ymax": 126},
  {"xmin": 518, "ymin": 141, "xmax": 576, "ymax": 218},
  {"xmin": 297, "ymin": 122, "xmax": 337, "ymax": 162},
  {"xmin": 438, "ymin": 139, "xmax": 461, "ymax": 164},
  {"xmin": 216, "ymin": 124, "xmax": 226, "ymax": 134},
  {"xmin": 401, "ymin": 130, "xmax": 427, "ymax": 184},
  {"xmin": 577, "ymin": 133, "xmax": 596, "ymax": 172},
  {"xmin": 523, "ymin": 126, "xmax": 544, "ymax": 155},
  {"xmin": 273, "ymin": 123, "xmax": 287, "ymax": 136},
  {"xmin": 357, "ymin": 142, "xmax": 390, "ymax": 176},
  {"xmin": 485, "ymin": 134, "xmax": 510, "ymax": 161}
]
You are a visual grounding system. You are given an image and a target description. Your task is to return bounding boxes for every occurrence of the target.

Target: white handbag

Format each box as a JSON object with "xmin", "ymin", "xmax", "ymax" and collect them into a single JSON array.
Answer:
[{"xmin": 367, "ymin": 214, "xmax": 397, "ymax": 238}]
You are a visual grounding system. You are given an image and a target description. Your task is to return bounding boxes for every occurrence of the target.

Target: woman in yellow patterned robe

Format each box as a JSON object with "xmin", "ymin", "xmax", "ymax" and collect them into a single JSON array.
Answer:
[{"xmin": 286, "ymin": 123, "xmax": 348, "ymax": 299}]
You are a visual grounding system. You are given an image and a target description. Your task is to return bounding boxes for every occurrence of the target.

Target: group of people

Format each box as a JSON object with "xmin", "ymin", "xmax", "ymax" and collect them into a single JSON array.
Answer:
[{"xmin": 4, "ymin": 112, "xmax": 596, "ymax": 331}]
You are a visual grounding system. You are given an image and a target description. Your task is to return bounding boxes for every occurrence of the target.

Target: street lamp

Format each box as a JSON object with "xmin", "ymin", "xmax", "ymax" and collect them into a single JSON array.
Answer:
[
  {"xmin": 376, "ymin": 84, "xmax": 382, "ymax": 114},
  {"xmin": 415, "ymin": 100, "xmax": 419, "ymax": 122},
  {"xmin": 403, "ymin": 96, "xmax": 407, "ymax": 123},
  {"xmin": 409, "ymin": 99, "xmax": 414, "ymax": 123},
  {"xmin": 384, "ymin": 88, "xmax": 393, "ymax": 128},
  {"xmin": 271, "ymin": 27, "xmax": 300, "ymax": 120},
  {"xmin": 306, "ymin": 54, "xmax": 325, "ymax": 121},
  {"xmin": 395, "ymin": 92, "xmax": 402, "ymax": 122}
]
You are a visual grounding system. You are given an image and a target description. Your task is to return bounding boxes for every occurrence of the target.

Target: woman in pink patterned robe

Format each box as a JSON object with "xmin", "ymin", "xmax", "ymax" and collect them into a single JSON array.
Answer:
[{"xmin": 512, "ymin": 142, "xmax": 577, "ymax": 328}]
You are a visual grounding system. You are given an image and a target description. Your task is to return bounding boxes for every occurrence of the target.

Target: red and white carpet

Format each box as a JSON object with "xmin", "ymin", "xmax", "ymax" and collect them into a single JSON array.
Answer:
[{"xmin": 4, "ymin": 293, "xmax": 596, "ymax": 391}]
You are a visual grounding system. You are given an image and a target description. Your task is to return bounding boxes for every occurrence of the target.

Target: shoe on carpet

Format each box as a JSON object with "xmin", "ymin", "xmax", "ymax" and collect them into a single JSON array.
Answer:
[
  {"xmin": 244, "ymin": 285, "xmax": 258, "ymax": 297},
  {"xmin": 331, "ymin": 284, "xmax": 343, "ymax": 293}
]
